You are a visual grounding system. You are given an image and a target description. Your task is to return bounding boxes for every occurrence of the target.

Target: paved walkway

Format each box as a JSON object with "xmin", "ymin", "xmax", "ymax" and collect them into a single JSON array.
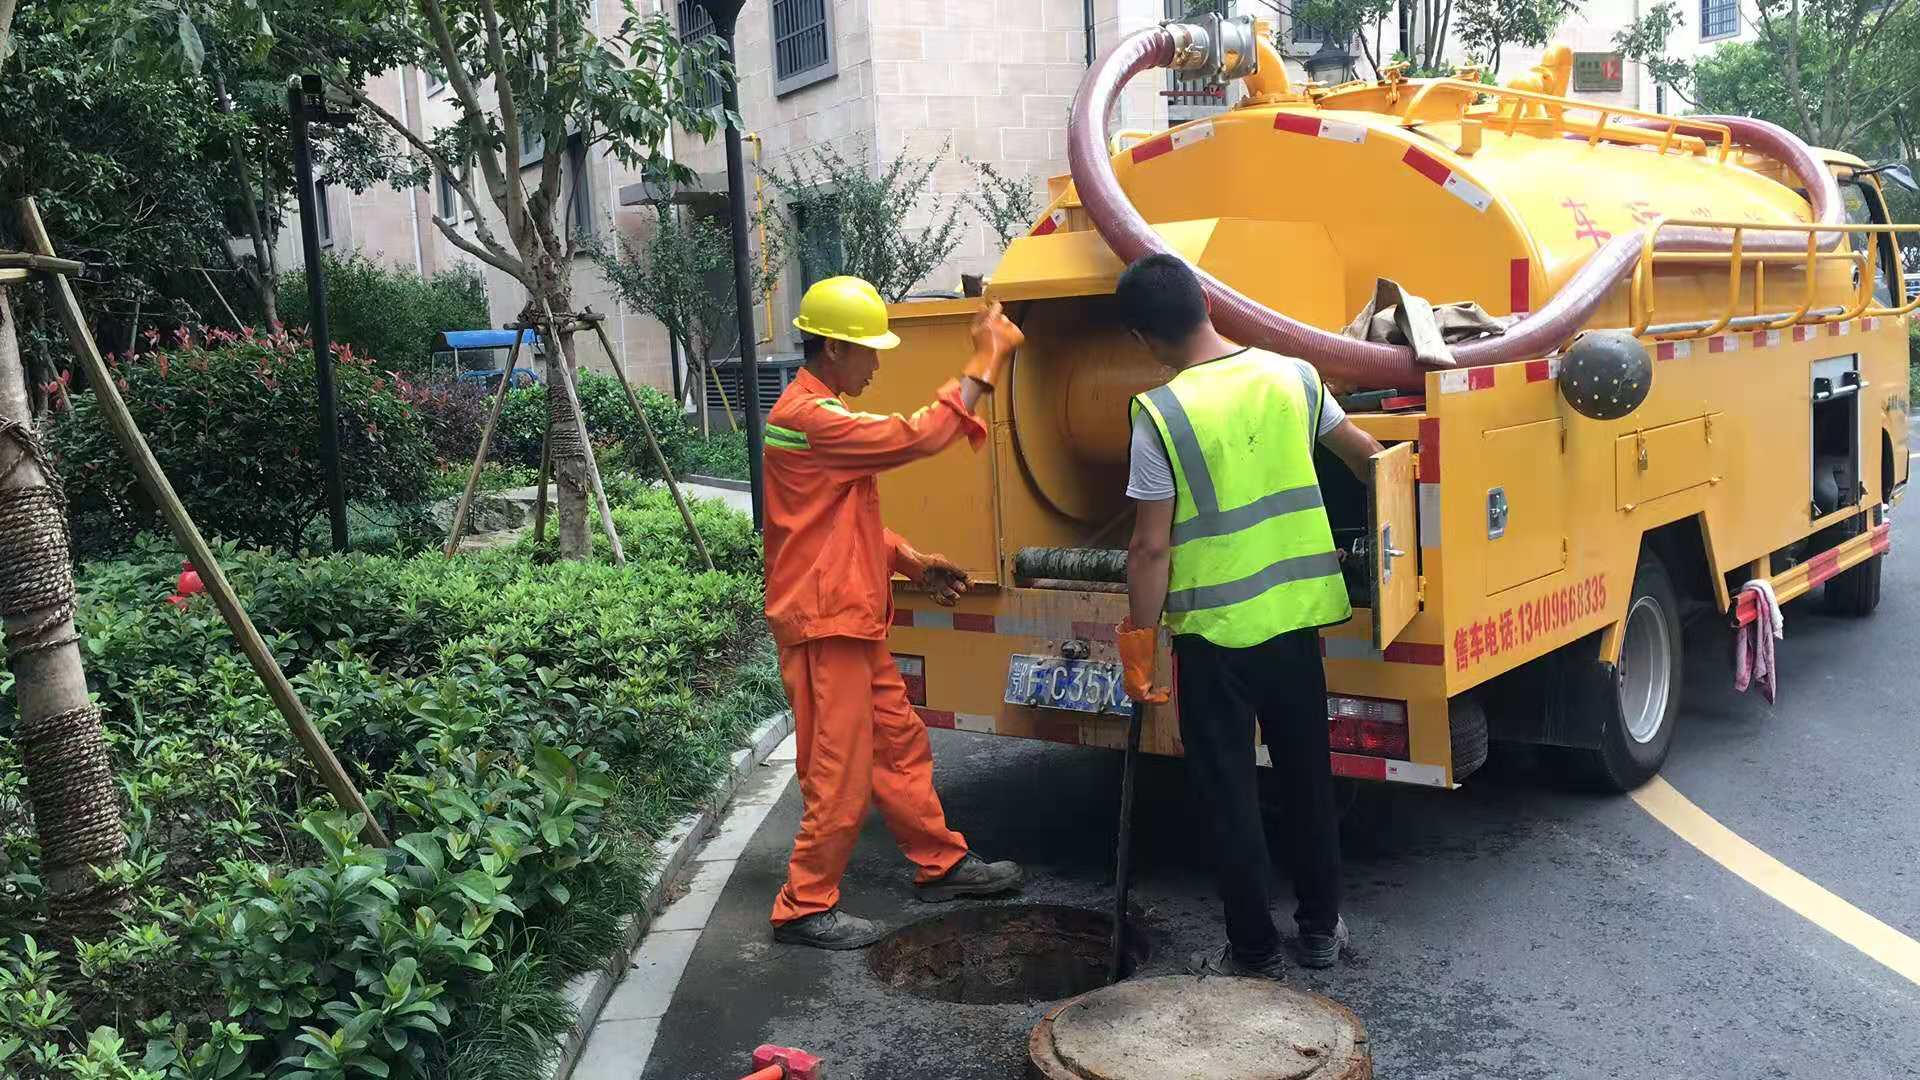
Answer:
[{"xmin": 571, "ymin": 733, "xmax": 799, "ymax": 1080}]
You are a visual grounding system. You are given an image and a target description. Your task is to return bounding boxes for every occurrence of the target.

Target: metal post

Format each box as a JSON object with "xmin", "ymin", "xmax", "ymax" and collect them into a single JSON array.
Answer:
[
  {"xmin": 288, "ymin": 76, "xmax": 349, "ymax": 552},
  {"xmin": 1107, "ymin": 699, "xmax": 1144, "ymax": 984},
  {"xmin": 701, "ymin": 0, "xmax": 765, "ymax": 530}
]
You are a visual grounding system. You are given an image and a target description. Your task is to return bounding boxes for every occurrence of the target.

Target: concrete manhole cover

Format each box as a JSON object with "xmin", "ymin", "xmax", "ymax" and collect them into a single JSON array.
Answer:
[
  {"xmin": 868, "ymin": 905, "xmax": 1149, "ymax": 1005},
  {"xmin": 1029, "ymin": 975, "xmax": 1371, "ymax": 1079}
]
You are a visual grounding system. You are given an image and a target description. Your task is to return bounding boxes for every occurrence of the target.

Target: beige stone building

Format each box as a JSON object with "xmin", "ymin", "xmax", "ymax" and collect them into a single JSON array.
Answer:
[{"xmin": 289, "ymin": 0, "xmax": 1182, "ymax": 400}]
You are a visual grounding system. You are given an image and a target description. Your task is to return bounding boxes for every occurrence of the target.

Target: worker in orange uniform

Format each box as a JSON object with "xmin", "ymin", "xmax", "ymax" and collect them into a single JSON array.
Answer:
[{"xmin": 762, "ymin": 275, "xmax": 1027, "ymax": 950}]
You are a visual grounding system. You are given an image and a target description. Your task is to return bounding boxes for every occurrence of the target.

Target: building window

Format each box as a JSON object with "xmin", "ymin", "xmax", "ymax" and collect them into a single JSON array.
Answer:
[
  {"xmin": 676, "ymin": 1, "xmax": 723, "ymax": 110},
  {"xmin": 517, "ymin": 113, "xmax": 546, "ymax": 168},
  {"xmin": 771, "ymin": 0, "xmax": 835, "ymax": 95},
  {"xmin": 1655, "ymin": 84, "xmax": 1668, "ymax": 114},
  {"xmin": 425, "ymin": 64, "xmax": 446, "ymax": 95},
  {"xmin": 436, "ymin": 169, "xmax": 458, "ymax": 221},
  {"xmin": 315, "ymin": 183, "xmax": 333, "ymax": 248},
  {"xmin": 1293, "ymin": 19, "xmax": 1327, "ymax": 45},
  {"xmin": 568, "ymin": 136, "xmax": 594, "ymax": 241},
  {"xmin": 1701, "ymin": 0, "xmax": 1738, "ymax": 39}
]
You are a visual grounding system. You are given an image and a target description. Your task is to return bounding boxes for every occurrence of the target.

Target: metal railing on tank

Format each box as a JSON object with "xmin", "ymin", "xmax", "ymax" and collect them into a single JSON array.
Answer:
[
  {"xmin": 1629, "ymin": 218, "xmax": 1920, "ymax": 340},
  {"xmin": 1395, "ymin": 78, "xmax": 1735, "ymax": 162}
]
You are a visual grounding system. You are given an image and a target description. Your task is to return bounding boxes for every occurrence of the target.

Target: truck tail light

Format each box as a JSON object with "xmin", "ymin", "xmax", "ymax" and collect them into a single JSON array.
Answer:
[{"xmin": 1327, "ymin": 695, "xmax": 1409, "ymax": 759}]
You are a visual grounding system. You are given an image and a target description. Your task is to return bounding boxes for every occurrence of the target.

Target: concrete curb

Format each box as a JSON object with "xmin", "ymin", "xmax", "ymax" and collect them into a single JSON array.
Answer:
[
  {"xmin": 683, "ymin": 474, "xmax": 751, "ymax": 493},
  {"xmin": 550, "ymin": 709, "xmax": 795, "ymax": 1080}
]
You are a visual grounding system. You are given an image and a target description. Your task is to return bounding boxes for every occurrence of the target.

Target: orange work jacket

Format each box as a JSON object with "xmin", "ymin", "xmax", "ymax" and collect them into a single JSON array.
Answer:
[{"xmin": 761, "ymin": 367, "xmax": 986, "ymax": 647}]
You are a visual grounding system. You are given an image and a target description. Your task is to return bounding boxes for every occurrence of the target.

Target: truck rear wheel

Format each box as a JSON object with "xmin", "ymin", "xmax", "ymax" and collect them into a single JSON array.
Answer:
[
  {"xmin": 1570, "ymin": 552, "xmax": 1683, "ymax": 791},
  {"xmin": 1822, "ymin": 515, "xmax": 1882, "ymax": 617}
]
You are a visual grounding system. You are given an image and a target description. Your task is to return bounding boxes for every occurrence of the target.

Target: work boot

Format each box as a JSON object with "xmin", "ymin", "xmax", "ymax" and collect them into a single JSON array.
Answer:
[
  {"xmin": 1186, "ymin": 942, "xmax": 1287, "ymax": 981},
  {"xmin": 772, "ymin": 908, "xmax": 887, "ymax": 951},
  {"xmin": 913, "ymin": 853, "xmax": 1023, "ymax": 902},
  {"xmin": 1292, "ymin": 917, "xmax": 1350, "ymax": 970}
]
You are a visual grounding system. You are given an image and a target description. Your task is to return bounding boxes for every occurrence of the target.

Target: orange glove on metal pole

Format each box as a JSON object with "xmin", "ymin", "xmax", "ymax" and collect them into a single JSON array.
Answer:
[
  {"xmin": 960, "ymin": 300, "xmax": 1025, "ymax": 388},
  {"xmin": 896, "ymin": 541, "xmax": 971, "ymax": 607},
  {"xmin": 1115, "ymin": 618, "xmax": 1169, "ymax": 703}
]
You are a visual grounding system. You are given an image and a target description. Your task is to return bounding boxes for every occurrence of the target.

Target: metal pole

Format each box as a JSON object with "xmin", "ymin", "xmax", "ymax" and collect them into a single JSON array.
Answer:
[
  {"xmin": 710, "ymin": 6, "xmax": 766, "ymax": 531},
  {"xmin": 288, "ymin": 77, "xmax": 349, "ymax": 552},
  {"xmin": 1107, "ymin": 699, "xmax": 1144, "ymax": 984}
]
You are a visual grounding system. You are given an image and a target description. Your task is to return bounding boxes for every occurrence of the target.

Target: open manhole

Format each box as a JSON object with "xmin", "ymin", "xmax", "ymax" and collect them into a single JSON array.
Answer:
[{"xmin": 869, "ymin": 905, "xmax": 1149, "ymax": 1005}]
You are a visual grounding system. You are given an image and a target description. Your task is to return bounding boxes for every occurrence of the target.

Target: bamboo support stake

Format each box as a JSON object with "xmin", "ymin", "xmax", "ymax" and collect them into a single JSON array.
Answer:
[
  {"xmin": 533, "ymin": 422, "xmax": 552, "ymax": 545},
  {"xmin": 199, "ymin": 268, "xmax": 244, "ymax": 330},
  {"xmin": 584, "ymin": 315, "xmax": 712, "ymax": 572},
  {"xmin": 444, "ymin": 328, "xmax": 526, "ymax": 556},
  {"xmin": 537, "ymin": 300, "xmax": 624, "ymax": 565},
  {"xmin": 20, "ymin": 198, "xmax": 389, "ymax": 848}
]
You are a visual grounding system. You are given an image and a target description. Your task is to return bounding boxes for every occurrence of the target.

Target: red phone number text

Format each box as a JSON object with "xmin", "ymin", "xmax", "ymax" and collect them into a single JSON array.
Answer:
[{"xmin": 1454, "ymin": 573, "xmax": 1608, "ymax": 671}]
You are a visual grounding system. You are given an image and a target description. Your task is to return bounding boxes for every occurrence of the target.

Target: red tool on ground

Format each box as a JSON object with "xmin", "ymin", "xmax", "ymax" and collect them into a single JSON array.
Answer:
[
  {"xmin": 742, "ymin": 1045, "xmax": 821, "ymax": 1080},
  {"xmin": 166, "ymin": 560, "xmax": 205, "ymax": 609}
]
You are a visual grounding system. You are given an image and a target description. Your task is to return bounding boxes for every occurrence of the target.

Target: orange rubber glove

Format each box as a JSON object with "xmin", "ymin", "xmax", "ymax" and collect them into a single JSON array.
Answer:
[
  {"xmin": 960, "ymin": 300, "xmax": 1025, "ymax": 389},
  {"xmin": 896, "ymin": 542, "xmax": 970, "ymax": 607},
  {"xmin": 1115, "ymin": 618, "xmax": 1170, "ymax": 704}
]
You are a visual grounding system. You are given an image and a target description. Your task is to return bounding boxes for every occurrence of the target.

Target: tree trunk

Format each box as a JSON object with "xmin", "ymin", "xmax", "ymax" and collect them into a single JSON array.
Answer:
[
  {"xmin": 212, "ymin": 62, "xmax": 278, "ymax": 326},
  {"xmin": 546, "ymin": 318, "xmax": 591, "ymax": 557},
  {"xmin": 0, "ymin": 285, "xmax": 129, "ymax": 934}
]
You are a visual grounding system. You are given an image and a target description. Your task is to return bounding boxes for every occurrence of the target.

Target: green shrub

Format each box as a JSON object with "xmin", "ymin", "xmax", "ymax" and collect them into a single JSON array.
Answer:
[
  {"xmin": 279, "ymin": 255, "xmax": 490, "ymax": 371},
  {"xmin": 490, "ymin": 373, "xmax": 693, "ymax": 485},
  {"xmin": 679, "ymin": 430, "xmax": 750, "ymax": 481},
  {"xmin": 0, "ymin": 494, "xmax": 782, "ymax": 1080},
  {"xmin": 48, "ymin": 329, "xmax": 436, "ymax": 557}
]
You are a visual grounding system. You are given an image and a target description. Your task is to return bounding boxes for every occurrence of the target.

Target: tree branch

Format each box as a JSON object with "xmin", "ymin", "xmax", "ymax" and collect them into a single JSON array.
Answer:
[
  {"xmin": 476, "ymin": 0, "xmax": 538, "ymax": 261},
  {"xmin": 434, "ymin": 215, "xmax": 526, "ymax": 276},
  {"xmin": 416, "ymin": 0, "xmax": 513, "ymax": 237},
  {"xmin": 337, "ymin": 78, "xmax": 527, "ymax": 277}
]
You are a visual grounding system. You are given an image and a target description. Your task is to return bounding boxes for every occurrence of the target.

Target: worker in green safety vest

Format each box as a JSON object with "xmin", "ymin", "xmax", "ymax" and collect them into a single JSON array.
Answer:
[{"xmin": 1114, "ymin": 254, "xmax": 1384, "ymax": 979}]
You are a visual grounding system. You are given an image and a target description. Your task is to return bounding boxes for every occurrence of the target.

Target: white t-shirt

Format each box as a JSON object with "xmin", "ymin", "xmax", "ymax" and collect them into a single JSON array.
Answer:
[{"xmin": 1125, "ymin": 351, "xmax": 1345, "ymax": 502}]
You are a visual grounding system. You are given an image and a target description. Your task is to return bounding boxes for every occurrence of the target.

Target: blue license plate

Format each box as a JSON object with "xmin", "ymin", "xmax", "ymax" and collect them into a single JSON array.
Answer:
[{"xmin": 1004, "ymin": 654, "xmax": 1129, "ymax": 716}]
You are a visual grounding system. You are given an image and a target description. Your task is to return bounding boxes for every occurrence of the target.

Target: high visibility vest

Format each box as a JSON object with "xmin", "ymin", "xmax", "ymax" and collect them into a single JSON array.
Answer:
[{"xmin": 1131, "ymin": 348, "xmax": 1352, "ymax": 648}]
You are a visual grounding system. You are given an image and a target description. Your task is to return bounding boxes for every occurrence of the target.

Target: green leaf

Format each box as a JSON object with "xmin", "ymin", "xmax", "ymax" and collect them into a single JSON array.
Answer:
[
  {"xmin": 544, "ymin": 881, "xmax": 570, "ymax": 906},
  {"xmin": 175, "ymin": 11, "xmax": 204, "ymax": 71},
  {"xmin": 448, "ymin": 869, "xmax": 499, "ymax": 904},
  {"xmin": 395, "ymin": 833, "xmax": 445, "ymax": 876}
]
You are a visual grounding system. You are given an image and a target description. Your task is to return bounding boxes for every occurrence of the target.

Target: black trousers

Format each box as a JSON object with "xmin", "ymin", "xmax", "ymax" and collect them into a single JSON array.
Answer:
[{"xmin": 1172, "ymin": 628, "xmax": 1341, "ymax": 960}]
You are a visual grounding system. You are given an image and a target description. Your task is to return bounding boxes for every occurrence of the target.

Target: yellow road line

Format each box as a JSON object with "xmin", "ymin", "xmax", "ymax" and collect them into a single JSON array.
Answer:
[{"xmin": 1632, "ymin": 776, "xmax": 1920, "ymax": 987}]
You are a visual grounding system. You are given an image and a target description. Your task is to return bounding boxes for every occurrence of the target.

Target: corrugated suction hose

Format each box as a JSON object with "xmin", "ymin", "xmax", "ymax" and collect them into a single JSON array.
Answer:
[{"xmin": 1066, "ymin": 27, "xmax": 1845, "ymax": 389}]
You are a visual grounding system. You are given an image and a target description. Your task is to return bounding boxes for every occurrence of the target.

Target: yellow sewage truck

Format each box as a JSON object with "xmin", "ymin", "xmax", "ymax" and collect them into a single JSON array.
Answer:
[{"xmin": 868, "ymin": 20, "xmax": 1911, "ymax": 791}]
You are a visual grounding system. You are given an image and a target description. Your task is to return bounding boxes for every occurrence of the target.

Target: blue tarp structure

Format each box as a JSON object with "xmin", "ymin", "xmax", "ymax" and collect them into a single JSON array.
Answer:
[{"xmin": 433, "ymin": 329, "xmax": 541, "ymax": 351}]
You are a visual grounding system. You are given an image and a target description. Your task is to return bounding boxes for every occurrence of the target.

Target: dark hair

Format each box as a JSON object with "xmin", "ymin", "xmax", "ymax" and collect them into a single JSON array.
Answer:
[
  {"xmin": 1114, "ymin": 254, "xmax": 1208, "ymax": 344},
  {"xmin": 801, "ymin": 332, "xmax": 829, "ymax": 360}
]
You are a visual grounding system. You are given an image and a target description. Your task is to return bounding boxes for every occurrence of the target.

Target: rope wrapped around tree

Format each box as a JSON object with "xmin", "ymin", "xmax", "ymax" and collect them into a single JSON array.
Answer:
[{"xmin": 0, "ymin": 417, "xmax": 128, "ymax": 921}]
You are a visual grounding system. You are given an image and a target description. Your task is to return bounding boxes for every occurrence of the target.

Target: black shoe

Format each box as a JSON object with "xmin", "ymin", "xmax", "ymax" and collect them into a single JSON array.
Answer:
[
  {"xmin": 1186, "ymin": 941, "xmax": 1287, "ymax": 981},
  {"xmin": 914, "ymin": 853, "xmax": 1023, "ymax": 902},
  {"xmin": 772, "ymin": 908, "xmax": 887, "ymax": 950},
  {"xmin": 1293, "ymin": 916, "xmax": 1350, "ymax": 969}
]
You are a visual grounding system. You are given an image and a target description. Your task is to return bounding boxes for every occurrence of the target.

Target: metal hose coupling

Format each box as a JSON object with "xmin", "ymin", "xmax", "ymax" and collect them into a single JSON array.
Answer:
[{"xmin": 1161, "ymin": 13, "xmax": 1260, "ymax": 80}]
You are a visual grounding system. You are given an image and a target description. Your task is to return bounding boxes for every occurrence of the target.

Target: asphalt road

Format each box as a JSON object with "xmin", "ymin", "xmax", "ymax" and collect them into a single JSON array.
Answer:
[{"xmin": 644, "ymin": 534, "xmax": 1920, "ymax": 1080}]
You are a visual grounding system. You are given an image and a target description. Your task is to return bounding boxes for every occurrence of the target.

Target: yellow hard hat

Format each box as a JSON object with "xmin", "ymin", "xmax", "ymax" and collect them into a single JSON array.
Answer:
[{"xmin": 792, "ymin": 275, "xmax": 901, "ymax": 350}]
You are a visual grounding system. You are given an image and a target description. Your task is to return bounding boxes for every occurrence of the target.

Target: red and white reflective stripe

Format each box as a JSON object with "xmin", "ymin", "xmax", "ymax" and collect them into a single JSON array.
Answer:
[
  {"xmin": 1707, "ymin": 334, "xmax": 1739, "ymax": 354},
  {"xmin": 1031, "ymin": 208, "xmax": 1068, "ymax": 236},
  {"xmin": 1524, "ymin": 357, "xmax": 1560, "ymax": 382},
  {"xmin": 1752, "ymin": 329, "xmax": 1782, "ymax": 349},
  {"xmin": 1658, "ymin": 318, "xmax": 1886, "ymax": 358},
  {"xmin": 893, "ymin": 607, "xmax": 1119, "ymax": 643},
  {"xmin": 1329, "ymin": 752, "xmax": 1449, "ymax": 787},
  {"xmin": 1656, "ymin": 340, "xmax": 1692, "ymax": 361},
  {"xmin": 1401, "ymin": 147, "xmax": 1492, "ymax": 212},
  {"xmin": 1829, "ymin": 320, "xmax": 1852, "ymax": 337},
  {"xmin": 1272, "ymin": 112, "xmax": 1368, "ymax": 144},
  {"xmin": 1510, "ymin": 259, "xmax": 1531, "ymax": 316},
  {"xmin": 1437, "ymin": 366, "xmax": 1496, "ymax": 394},
  {"xmin": 1863, "ymin": 316, "xmax": 1881, "ymax": 332},
  {"xmin": 914, "ymin": 707, "xmax": 995, "ymax": 733},
  {"xmin": 1132, "ymin": 122, "xmax": 1214, "ymax": 164},
  {"xmin": 1171, "ymin": 121, "xmax": 1216, "ymax": 151},
  {"xmin": 1792, "ymin": 325, "xmax": 1817, "ymax": 343}
]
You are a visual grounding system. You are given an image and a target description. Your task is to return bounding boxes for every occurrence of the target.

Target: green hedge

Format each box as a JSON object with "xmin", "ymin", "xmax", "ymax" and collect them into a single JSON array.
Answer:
[
  {"xmin": 279, "ymin": 255, "xmax": 490, "ymax": 370},
  {"xmin": 48, "ymin": 330, "xmax": 436, "ymax": 557},
  {"xmin": 0, "ymin": 488, "xmax": 778, "ymax": 1080}
]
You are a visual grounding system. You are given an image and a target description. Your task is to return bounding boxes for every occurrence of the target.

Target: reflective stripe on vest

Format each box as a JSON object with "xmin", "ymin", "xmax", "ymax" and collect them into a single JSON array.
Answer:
[{"xmin": 1133, "ymin": 350, "xmax": 1351, "ymax": 648}]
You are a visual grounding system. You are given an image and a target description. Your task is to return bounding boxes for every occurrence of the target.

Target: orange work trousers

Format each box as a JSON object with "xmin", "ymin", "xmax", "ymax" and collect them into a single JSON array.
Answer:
[{"xmin": 770, "ymin": 636, "xmax": 970, "ymax": 925}]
